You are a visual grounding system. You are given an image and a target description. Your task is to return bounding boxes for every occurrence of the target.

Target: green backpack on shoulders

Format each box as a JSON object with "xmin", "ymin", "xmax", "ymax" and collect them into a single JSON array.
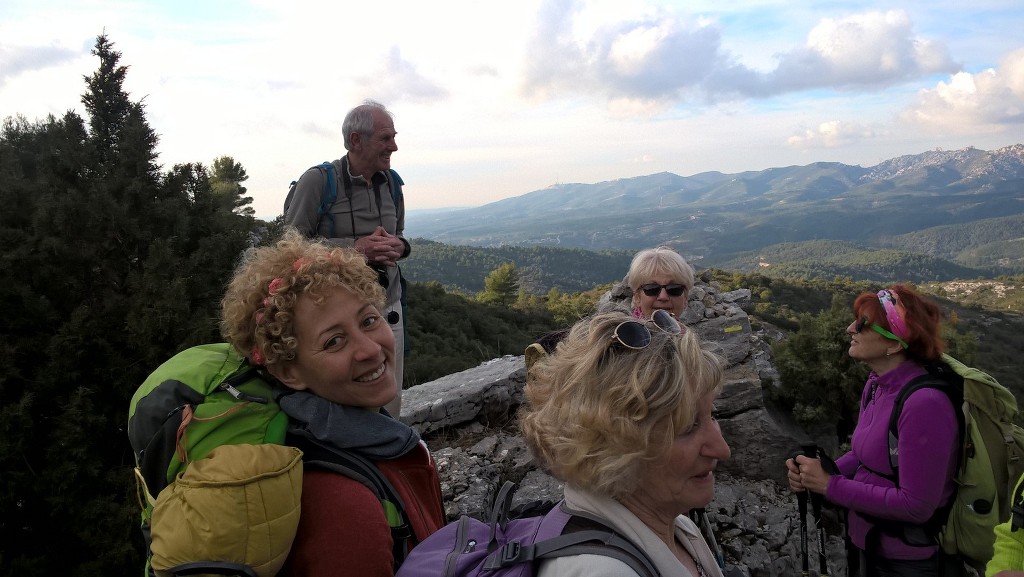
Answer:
[
  {"xmin": 128, "ymin": 344, "xmax": 294, "ymax": 576},
  {"xmin": 129, "ymin": 343, "xmax": 289, "ymax": 497},
  {"xmin": 128, "ymin": 344, "xmax": 412, "ymax": 577},
  {"xmin": 874, "ymin": 354, "xmax": 1024, "ymax": 569}
]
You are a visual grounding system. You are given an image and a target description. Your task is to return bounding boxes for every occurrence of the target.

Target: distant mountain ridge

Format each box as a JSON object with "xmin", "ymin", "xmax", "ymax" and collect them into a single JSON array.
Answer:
[
  {"xmin": 864, "ymin": 144, "xmax": 1024, "ymax": 182},
  {"xmin": 406, "ymin": 144, "xmax": 1024, "ymax": 277}
]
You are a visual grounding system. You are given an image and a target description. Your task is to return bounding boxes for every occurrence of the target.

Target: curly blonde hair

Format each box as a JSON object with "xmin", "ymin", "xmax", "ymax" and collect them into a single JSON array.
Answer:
[
  {"xmin": 220, "ymin": 229, "xmax": 385, "ymax": 368},
  {"xmin": 519, "ymin": 311, "xmax": 724, "ymax": 499}
]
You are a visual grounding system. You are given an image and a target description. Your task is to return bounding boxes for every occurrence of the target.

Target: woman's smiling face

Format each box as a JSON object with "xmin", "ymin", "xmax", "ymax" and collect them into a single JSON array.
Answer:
[{"xmin": 274, "ymin": 287, "xmax": 396, "ymax": 409}]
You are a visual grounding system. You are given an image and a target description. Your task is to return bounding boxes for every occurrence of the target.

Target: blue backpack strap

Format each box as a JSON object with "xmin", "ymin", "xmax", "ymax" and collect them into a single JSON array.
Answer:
[
  {"xmin": 316, "ymin": 161, "xmax": 338, "ymax": 238},
  {"xmin": 384, "ymin": 168, "xmax": 409, "ymax": 353},
  {"xmin": 387, "ymin": 168, "xmax": 404, "ymax": 206}
]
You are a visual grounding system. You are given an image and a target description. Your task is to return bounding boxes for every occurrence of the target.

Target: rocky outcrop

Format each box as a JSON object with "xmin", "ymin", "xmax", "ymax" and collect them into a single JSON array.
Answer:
[{"xmin": 400, "ymin": 274, "xmax": 846, "ymax": 576}]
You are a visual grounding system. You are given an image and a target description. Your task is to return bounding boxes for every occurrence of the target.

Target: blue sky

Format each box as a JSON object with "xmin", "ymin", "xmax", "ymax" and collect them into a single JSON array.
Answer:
[{"xmin": 2, "ymin": 0, "xmax": 1022, "ymax": 219}]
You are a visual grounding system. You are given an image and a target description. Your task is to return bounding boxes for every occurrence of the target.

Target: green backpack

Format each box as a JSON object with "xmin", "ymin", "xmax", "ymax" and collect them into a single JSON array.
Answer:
[
  {"xmin": 874, "ymin": 354, "xmax": 1024, "ymax": 566},
  {"xmin": 128, "ymin": 344, "xmax": 411, "ymax": 576},
  {"xmin": 129, "ymin": 344, "xmax": 289, "ymax": 498}
]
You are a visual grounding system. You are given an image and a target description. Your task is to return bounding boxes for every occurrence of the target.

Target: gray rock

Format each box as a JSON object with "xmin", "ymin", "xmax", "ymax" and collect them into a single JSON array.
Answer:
[{"xmin": 401, "ymin": 356, "xmax": 525, "ymax": 434}]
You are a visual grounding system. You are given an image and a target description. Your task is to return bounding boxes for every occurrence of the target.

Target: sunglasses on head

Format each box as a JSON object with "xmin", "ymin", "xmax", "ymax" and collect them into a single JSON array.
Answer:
[
  {"xmin": 639, "ymin": 283, "xmax": 687, "ymax": 297},
  {"xmin": 611, "ymin": 310, "xmax": 682, "ymax": 350},
  {"xmin": 853, "ymin": 316, "xmax": 909, "ymax": 349}
]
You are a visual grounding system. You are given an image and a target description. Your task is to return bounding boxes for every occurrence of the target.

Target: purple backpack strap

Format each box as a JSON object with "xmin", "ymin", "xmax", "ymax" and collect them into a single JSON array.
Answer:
[
  {"xmin": 535, "ymin": 501, "xmax": 574, "ymax": 539},
  {"xmin": 484, "ymin": 493, "xmax": 657, "ymax": 577}
]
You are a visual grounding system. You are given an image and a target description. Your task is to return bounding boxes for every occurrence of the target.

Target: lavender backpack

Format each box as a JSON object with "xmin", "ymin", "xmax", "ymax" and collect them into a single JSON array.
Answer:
[{"xmin": 395, "ymin": 481, "xmax": 656, "ymax": 577}]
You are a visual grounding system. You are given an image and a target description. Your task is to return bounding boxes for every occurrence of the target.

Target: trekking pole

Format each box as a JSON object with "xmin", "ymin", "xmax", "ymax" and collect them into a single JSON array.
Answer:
[
  {"xmin": 798, "ymin": 489, "xmax": 809, "ymax": 576},
  {"xmin": 790, "ymin": 446, "xmax": 810, "ymax": 577},
  {"xmin": 803, "ymin": 444, "xmax": 829, "ymax": 577},
  {"xmin": 812, "ymin": 493, "xmax": 828, "ymax": 577},
  {"xmin": 690, "ymin": 508, "xmax": 725, "ymax": 570}
]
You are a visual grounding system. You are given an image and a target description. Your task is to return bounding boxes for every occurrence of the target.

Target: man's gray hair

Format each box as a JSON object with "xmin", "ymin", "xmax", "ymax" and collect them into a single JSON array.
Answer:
[{"xmin": 343, "ymin": 99, "xmax": 392, "ymax": 150}]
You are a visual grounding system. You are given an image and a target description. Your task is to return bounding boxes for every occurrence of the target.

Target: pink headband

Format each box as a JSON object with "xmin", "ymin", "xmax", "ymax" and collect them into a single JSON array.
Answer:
[{"xmin": 877, "ymin": 289, "xmax": 909, "ymax": 341}]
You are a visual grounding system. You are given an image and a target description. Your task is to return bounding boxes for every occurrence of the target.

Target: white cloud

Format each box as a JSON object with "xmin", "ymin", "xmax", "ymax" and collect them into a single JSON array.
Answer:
[
  {"xmin": 901, "ymin": 48, "xmax": 1024, "ymax": 129},
  {"xmin": 521, "ymin": 2, "xmax": 959, "ymax": 106},
  {"xmin": 521, "ymin": 0, "xmax": 724, "ymax": 102},
  {"xmin": 0, "ymin": 43, "xmax": 82, "ymax": 85},
  {"xmin": 764, "ymin": 10, "xmax": 958, "ymax": 92},
  {"xmin": 355, "ymin": 47, "xmax": 449, "ymax": 105},
  {"xmin": 1, "ymin": 0, "xmax": 1022, "ymax": 216},
  {"xmin": 787, "ymin": 120, "xmax": 877, "ymax": 148}
]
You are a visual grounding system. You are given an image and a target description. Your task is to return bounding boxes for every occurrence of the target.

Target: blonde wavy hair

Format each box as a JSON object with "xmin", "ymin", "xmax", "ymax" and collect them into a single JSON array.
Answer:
[
  {"xmin": 627, "ymin": 245, "xmax": 695, "ymax": 296},
  {"xmin": 520, "ymin": 311, "xmax": 724, "ymax": 499},
  {"xmin": 220, "ymin": 228, "xmax": 385, "ymax": 368}
]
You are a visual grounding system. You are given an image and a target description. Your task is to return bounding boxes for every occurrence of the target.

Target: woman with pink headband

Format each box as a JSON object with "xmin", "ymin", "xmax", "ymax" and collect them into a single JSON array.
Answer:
[{"xmin": 784, "ymin": 284, "xmax": 960, "ymax": 577}]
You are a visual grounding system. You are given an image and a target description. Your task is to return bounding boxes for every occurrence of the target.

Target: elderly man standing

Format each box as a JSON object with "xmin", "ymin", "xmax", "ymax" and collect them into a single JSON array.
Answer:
[{"xmin": 284, "ymin": 99, "xmax": 410, "ymax": 417}]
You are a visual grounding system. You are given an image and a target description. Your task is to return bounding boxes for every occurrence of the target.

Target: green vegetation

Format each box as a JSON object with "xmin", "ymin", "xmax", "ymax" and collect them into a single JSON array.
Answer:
[
  {"xmin": 715, "ymin": 240, "xmax": 1002, "ymax": 282},
  {"xmin": 401, "ymin": 238, "xmax": 634, "ymax": 294},
  {"xmin": 404, "ymin": 281, "xmax": 557, "ymax": 386},
  {"xmin": 885, "ymin": 214, "xmax": 1024, "ymax": 267},
  {"xmin": 407, "ymin": 161, "xmax": 1024, "ymax": 274},
  {"xmin": 1, "ymin": 35, "xmax": 257, "ymax": 576}
]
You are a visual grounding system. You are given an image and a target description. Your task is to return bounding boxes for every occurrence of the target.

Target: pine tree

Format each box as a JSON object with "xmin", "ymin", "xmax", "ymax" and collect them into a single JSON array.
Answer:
[
  {"xmin": 0, "ymin": 33, "xmax": 260, "ymax": 576},
  {"xmin": 478, "ymin": 262, "xmax": 520, "ymax": 307},
  {"xmin": 211, "ymin": 155, "xmax": 254, "ymax": 216}
]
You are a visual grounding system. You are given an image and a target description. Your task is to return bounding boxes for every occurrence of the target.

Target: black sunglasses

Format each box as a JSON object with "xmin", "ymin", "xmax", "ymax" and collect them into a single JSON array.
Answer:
[
  {"xmin": 854, "ymin": 316, "xmax": 908, "ymax": 348},
  {"xmin": 639, "ymin": 283, "xmax": 687, "ymax": 297},
  {"xmin": 854, "ymin": 316, "xmax": 869, "ymax": 333},
  {"xmin": 611, "ymin": 310, "xmax": 682, "ymax": 349}
]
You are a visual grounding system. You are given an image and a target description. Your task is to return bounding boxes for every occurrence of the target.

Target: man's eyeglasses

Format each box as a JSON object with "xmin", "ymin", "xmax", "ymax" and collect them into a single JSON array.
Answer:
[
  {"xmin": 611, "ymin": 310, "xmax": 682, "ymax": 350},
  {"xmin": 853, "ymin": 316, "xmax": 909, "ymax": 349},
  {"xmin": 639, "ymin": 283, "xmax": 687, "ymax": 297}
]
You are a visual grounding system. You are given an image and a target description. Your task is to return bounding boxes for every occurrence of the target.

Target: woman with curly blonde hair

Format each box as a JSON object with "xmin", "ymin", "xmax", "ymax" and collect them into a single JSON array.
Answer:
[
  {"xmin": 520, "ymin": 310, "xmax": 730, "ymax": 576},
  {"xmin": 221, "ymin": 228, "xmax": 444, "ymax": 576}
]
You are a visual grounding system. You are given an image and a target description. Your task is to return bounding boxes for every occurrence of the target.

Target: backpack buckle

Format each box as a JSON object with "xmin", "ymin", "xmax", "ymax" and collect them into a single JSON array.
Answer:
[{"xmin": 484, "ymin": 541, "xmax": 533, "ymax": 569}]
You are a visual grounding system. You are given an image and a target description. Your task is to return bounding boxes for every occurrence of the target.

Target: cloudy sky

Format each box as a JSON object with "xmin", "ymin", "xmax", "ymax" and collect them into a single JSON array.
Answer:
[{"xmin": 2, "ymin": 0, "xmax": 1023, "ymax": 218}]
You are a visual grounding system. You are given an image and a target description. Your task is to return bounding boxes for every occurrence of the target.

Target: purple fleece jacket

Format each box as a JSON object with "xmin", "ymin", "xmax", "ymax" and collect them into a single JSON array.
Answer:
[{"xmin": 828, "ymin": 360, "xmax": 958, "ymax": 560}]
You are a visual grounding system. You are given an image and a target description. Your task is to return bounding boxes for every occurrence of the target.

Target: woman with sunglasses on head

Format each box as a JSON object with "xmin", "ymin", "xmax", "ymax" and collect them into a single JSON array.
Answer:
[
  {"xmin": 627, "ymin": 246, "xmax": 695, "ymax": 326},
  {"xmin": 785, "ymin": 284, "xmax": 960, "ymax": 577},
  {"xmin": 220, "ymin": 229, "xmax": 445, "ymax": 576},
  {"xmin": 521, "ymin": 310, "xmax": 730, "ymax": 576}
]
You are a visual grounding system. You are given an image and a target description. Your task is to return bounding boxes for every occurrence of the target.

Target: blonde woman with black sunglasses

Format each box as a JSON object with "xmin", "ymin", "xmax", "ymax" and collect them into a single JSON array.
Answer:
[{"xmin": 626, "ymin": 246, "xmax": 695, "ymax": 326}]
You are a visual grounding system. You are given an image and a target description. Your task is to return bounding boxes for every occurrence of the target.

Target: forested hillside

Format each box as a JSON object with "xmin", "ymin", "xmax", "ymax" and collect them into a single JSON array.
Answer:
[
  {"xmin": 714, "ymin": 239, "xmax": 1000, "ymax": 281},
  {"xmin": 407, "ymin": 147, "xmax": 1024, "ymax": 272},
  {"xmin": 401, "ymin": 239, "xmax": 634, "ymax": 294},
  {"xmin": 884, "ymin": 214, "xmax": 1024, "ymax": 269}
]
